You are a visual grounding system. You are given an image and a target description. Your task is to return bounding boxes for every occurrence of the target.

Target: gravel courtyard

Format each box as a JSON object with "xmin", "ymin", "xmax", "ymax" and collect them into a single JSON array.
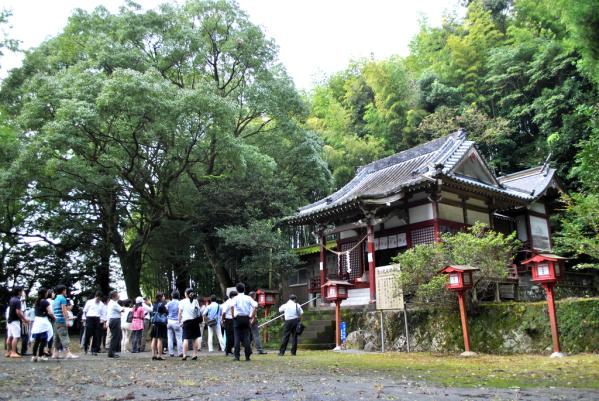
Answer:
[{"xmin": 1, "ymin": 350, "xmax": 598, "ymax": 401}]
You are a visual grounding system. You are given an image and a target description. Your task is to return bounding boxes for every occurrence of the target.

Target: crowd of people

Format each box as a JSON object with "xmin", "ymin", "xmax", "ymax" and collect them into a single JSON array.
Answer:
[{"xmin": 4, "ymin": 282, "xmax": 304, "ymax": 362}]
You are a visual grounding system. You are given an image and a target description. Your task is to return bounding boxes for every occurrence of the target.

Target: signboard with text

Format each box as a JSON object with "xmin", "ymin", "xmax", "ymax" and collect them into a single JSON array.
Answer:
[{"xmin": 375, "ymin": 264, "xmax": 404, "ymax": 310}]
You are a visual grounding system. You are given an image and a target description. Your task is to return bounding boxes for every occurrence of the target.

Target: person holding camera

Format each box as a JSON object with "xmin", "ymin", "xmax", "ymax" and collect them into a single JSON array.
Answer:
[
  {"xmin": 178, "ymin": 288, "xmax": 201, "ymax": 360},
  {"xmin": 278, "ymin": 294, "xmax": 303, "ymax": 356}
]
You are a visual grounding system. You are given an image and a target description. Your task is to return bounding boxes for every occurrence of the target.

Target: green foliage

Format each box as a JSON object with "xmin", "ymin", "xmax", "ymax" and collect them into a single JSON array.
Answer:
[
  {"xmin": 396, "ymin": 223, "xmax": 520, "ymax": 303},
  {"xmin": 0, "ymin": 0, "xmax": 330, "ymax": 297}
]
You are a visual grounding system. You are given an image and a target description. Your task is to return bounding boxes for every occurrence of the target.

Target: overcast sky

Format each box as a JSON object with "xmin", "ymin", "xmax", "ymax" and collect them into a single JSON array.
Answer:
[{"xmin": 1, "ymin": 0, "xmax": 461, "ymax": 90}]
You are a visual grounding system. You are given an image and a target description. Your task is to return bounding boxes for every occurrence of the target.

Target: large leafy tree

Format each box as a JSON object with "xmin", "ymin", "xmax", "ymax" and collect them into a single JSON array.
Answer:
[{"xmin": 1, "ymin": 0, "xmax": 330, "ymax": 297}]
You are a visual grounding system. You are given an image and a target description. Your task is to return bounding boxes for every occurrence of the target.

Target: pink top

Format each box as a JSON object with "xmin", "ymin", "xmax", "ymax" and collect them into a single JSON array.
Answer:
[{"xmin": 131, "ymin": 306, "xmax": 145, "ymax": 331}]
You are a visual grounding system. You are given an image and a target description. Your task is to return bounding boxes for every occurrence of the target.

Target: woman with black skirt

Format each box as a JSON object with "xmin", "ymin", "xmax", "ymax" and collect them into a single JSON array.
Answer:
[{"xmin": 150, "ymin": 292, "xmax": 168, "ymax": 360}]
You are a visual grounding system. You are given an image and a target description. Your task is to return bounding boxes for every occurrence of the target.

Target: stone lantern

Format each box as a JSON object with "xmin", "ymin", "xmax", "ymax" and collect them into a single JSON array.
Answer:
[
  {"xmin": 438, "ymin": 265, "xmax": 479, "ymax": 357},
  {"xmin": 322, "ymin": 280, "xmax": 352, "ymax": 350},
  {"xmin": 521, "ymin": 253, "xmax": 566, "ymax": 358}
]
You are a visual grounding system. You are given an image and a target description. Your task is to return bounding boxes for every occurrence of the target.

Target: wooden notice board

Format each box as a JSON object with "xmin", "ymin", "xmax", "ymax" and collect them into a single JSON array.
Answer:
[{"xmin": 375, "ymin": 264, "xmax": 404, "ymax": 311}]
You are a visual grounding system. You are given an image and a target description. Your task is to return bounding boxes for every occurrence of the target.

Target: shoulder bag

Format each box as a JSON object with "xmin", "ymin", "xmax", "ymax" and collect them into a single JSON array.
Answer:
[{"xmin": 295, "ymin": 304, "xmax": 305, "ymax": 335}]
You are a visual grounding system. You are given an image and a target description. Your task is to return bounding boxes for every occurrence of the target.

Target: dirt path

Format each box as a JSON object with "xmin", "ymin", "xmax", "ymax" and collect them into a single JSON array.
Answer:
[{"xmin": 0, "ymin": 352, "xmax": 597, "ymax": 401}]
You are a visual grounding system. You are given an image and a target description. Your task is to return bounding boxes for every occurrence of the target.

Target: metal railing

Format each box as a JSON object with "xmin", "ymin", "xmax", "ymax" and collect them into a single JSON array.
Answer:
[{"xmin": 258, "ymin": 295, "xmax": 320, "ymax": 329}]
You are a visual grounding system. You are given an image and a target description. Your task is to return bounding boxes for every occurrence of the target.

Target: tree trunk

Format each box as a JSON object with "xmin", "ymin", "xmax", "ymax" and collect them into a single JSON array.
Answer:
[
  {"xmin": 173, "ymin": 260, "xmax": 189, "ymax": 295},
  {"xmin": 203, "ymin": 240, "xmax": 233, "ymax": 297},
  {"xmin": 118, "ymin": 240, "xmax": 143, "ymax": 299},
  {"xmin": 96, "ymin": 236, "xmax": 111, "ymax": 295}
]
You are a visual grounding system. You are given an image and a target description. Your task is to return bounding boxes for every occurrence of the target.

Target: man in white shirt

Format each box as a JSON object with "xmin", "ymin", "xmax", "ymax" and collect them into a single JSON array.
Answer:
[
  {"xmin": 231, "ymin": 283, "xmax": 257, "ymax": 361},
  {"xmin": 220, "ymin": 291, "xmax": 237, "ymax": 356},
  {"xmin": 82, "ymin": 291, "xmax": 105, "ymax": 355},
  {"xmin": 107, "ymin": 291, "xmax": 123, "ymax": 358},
  {"xmin": 278, "ymin": 294, "xmax": 303, "ymax": 356}
]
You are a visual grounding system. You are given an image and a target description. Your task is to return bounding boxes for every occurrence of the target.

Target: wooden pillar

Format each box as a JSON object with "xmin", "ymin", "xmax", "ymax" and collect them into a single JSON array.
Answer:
[
  {"xmin": 319, "ymin": 233, "xmax": 327, "ymax": 301},
  {"xmin": 432, "ymin": 199, "xmax": 441, "ymax": 243},
  {"xmin": 367, "ymin": 222, "xmax": 376, "ymax": 302},
  {"xmin": 544, "ymin": 282, "xmax": 561, "ymax": 354},
  {"xmin": 457, "ymin": 291, "xmax": 471, "ymax": 353},
  {"xmin": 335, "ymin": 300, "xmax": 341, "ymax": 347}
]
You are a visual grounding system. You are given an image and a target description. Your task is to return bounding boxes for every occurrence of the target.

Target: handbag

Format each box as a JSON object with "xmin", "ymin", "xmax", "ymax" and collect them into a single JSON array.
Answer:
[
  {"xmin": 205, "ymin": 303, "xmax": 218, "ymax": 327},
  {"xmin": 151, "ymin": 303, "xmax": 167, "ymax": 326}
]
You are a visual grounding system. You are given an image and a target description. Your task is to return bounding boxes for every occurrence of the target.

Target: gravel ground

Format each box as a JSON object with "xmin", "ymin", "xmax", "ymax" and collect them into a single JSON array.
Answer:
[{"xmin": 0, "ymin": 351, "xmax": 597, "ymax": 401}]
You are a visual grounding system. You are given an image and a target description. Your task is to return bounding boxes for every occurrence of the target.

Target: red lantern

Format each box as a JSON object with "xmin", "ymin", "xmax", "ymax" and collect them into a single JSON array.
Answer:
[
  {"xmin": 256, "ymin": 289, "xmax": 278, "ymax": 308},
  {"xmin": 439, "ymin": 265, "xmax": 478, "ymax": 292},
  {"xmin": 322, "ymin": 280, "xmax": 353, "ymax": 349},
  {"xmin": 438, "ymin": 265, "xmax": 480, "ymax": 356},
  {"xmin": 522, "ymin": 253, "xmax": 564, "ymax": 284},
  {"xmin": 521, "ymin": 253, "xmax": 566, "ymax": 357},
  {"xmin": 322, "ymin": 280, "xmax": 351, "ymax": 302}
]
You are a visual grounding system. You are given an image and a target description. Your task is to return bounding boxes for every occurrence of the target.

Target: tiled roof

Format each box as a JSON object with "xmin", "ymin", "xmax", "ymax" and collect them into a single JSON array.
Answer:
[
  {"xmin": 295, "ymin": 131, "xmax": 470, "ymax": 220},
  {"xmin": 286, "ymin": 131, "xmax": 560, "ymax": 224},
  {"xmin": 497, "ymin": 165, "xmax": 559, "ymax": 199}
]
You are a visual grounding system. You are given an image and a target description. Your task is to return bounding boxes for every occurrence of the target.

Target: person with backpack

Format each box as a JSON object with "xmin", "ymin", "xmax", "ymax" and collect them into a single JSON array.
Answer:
[
  {"xmin": 150, "ymin": 292, "xmax": 168, "ymax": 360},
  {"xmin": 203, "ymin": 294, "xmax": 224, "ymax": 352},
  {"xmin": 278, "ymin": 294, "xmax": 303, "ymax": 357},
  {"xmin": 220, "ymin": 291, "xmax": 237, "ymax": 356},
  {"xmin": 166, "ymin": 290, "xmax": 183, "ymax": 357}
]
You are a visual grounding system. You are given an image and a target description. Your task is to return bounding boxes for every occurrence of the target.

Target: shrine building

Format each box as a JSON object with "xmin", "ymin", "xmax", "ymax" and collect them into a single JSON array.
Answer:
[{"xmin": 283, "ymin": 130, "xmax": 567, "ymax": 308}]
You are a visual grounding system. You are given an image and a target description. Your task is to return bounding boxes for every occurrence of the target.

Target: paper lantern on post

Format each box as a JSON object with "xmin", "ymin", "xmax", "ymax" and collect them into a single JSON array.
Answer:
[
  {"xmin": 438, "ymin": 265, "xmax": 480, "ymax": 357},
  {"xmin": 322, "ymin": 280, "xmax": 353, "ymax": 350},
  {"xmin": 256, "ymin": 289, "xmax": 278, "ymax": 309},
  {"xmin": 255, "ymin": 289, "xmax": 278, "ymax": 344},
  {"xmin": 521, "ymin": 253, "xmax": 566, "ymax": 358}
]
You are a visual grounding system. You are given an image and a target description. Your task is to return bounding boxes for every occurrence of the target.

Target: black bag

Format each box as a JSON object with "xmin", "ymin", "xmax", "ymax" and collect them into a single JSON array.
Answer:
[
  {"xmin": 295, "ymin": 304, "xmax": 305, "ymax": 335},
  {"xmin": 126, "ymin": 310, "xmax": 133, "ymax": 323},
  {"xmin": 206, "ymin": 318, "xmax": 217, "ymax": 327},
  {"xmin": 151, "ymin": 303, "xmax": 167, "ymax": 326}
]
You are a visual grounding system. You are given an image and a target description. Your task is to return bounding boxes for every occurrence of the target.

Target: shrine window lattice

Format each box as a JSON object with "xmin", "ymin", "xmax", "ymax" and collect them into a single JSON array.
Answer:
[
  {"xmin": 410, "ymin": 226, "xmax": 435, "ymax": 246},
  {"xmin": 339, "ymin": 241, "xmax": 362, "ymax": 281}
]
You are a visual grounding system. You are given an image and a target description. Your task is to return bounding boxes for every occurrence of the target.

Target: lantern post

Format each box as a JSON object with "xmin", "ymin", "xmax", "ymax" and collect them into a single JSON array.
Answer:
[
  {"xmin": 521, "ymin": 253, "xmax": 566, "ymax": 358},
  {"xmin": 256, "ymin": 289, "xmax": 278, "ymax": 344},
  {"xmin": 438, "ymin": 265, "xmax": 479, "ymax": 357},
  {"xmin": 322, "ymin": 280, "xmax": 352, "ymax": 350}
]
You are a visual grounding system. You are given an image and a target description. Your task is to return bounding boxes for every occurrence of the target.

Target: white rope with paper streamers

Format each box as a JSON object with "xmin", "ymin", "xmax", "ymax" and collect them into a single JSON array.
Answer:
[{"xmin": 321, "ymin": 234, "xmax": 368, "ymax": 275}]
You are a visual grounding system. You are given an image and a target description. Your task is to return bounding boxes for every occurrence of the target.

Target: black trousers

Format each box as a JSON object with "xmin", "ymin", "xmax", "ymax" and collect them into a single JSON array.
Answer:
[
  {"xmin": 20, "ymin": 322, "xmax": 29, "ymax": 355},
  {"xmin": 108, "ymin": 318, "xmax": 122, "ymax": 356},
  {"xmin": 224, "ymin": 319, "xmax": 234, "ymax": 355},
  {"xmin": 279, "ymin": 318, "xmax": 299, "ymax": 355},
  {"xmin": 83, "ymin": 316, "xmax": 102, "ymax": 353},
  {"xmin": 233, "ymin": 316, "xmax": 252, "ymax": 360}
]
